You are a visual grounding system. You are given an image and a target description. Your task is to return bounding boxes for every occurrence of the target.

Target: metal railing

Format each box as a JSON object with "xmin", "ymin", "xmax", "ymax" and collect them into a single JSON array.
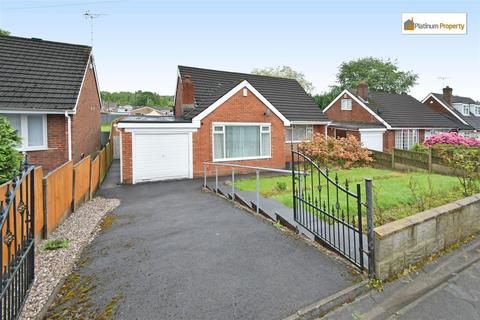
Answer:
[{"xmin": 203, "ymin": 162, "xmax": 307, "ymax": 214}]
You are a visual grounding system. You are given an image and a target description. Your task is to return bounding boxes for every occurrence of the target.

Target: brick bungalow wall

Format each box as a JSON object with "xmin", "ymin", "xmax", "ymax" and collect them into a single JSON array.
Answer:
[
  {"xmin": 71, "ymin": 65, "xmax": 101, "ymax": 163},
  {"xmin": 325, "ymin": 94, "xmax": 380, "ymax": 124},
  {"xmin": 423, "ymin": 96, "xmax": 450, "ymax": 115},
  {"xmin": 28, "ymin": 115, "xmax": 68, "ymax": 171},
  {"xmin": 284, "ymin": 125, "xmax": 325, "ymax": 163},
  {"xmin": 121, "ymin": 130, "xmax": 132, "ymax": 184},
  {"xmin": 193, "ymin": 87, "xmax": 286, "ymax": 177}
]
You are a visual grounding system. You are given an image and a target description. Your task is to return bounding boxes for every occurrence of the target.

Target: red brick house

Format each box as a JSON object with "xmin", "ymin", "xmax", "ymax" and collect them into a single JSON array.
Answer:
[
  {"xmin": 422, "ymin": 86, "xmax": 480, "ymax": 138},
  {"xmin": 323, "ymin": 82, "xmax": 470, "ymax": 152},
  {"xmin": 0, "ymin": 36, "xmax": 102, "ymax": 172},
  {"xmin": 118, "ymin": 66, "xmax": 329, "ymax": 184}
]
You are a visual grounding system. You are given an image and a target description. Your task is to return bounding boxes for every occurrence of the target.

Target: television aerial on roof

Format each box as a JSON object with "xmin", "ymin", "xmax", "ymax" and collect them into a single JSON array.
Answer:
[{"xmin": 84, "ymin": 10, "xmax": 107, "ymax": 48}]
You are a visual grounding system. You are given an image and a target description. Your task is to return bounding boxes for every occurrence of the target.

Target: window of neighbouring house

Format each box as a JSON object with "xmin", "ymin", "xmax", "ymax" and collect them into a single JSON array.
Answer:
[
  {"xmin": 1, "ymin": 114, "xmax": 47, "ymax": 150},
  {"xmin": 474, "ymin": 105, "xmax": 480, "ymax": 117},
  {"xmin": 213, "ymin": 123, "xmax": 271, "ymax": 161},
  {"xmin": 462, "ymin": 104, "xmax": 470, "ymax": 116},
  {"xmin": 394, "ymin": 129, "xmax": 419, "ymax": 150},
  {"xmin": 285, "ymin": 125, "xmax": 313, "ymax": 143},
  {"xmin": 341, "ymin": 99, "xmax": 352, "ymax": 111},
  {"xmin": 425, "ymin": 129, "xmax": 448, "ymax": 140}
]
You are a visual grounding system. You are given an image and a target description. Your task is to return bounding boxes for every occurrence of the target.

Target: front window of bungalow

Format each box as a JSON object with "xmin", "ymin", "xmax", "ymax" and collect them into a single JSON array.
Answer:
[
  {"xmin": 213, "ymin": 123, "xmax": 271, "ymax": 161},
  {"xmin": 285, "ymin": 125, "xmax": 313, "ymax": 143},
  {"xmin": 1, "ymin": 114, "xmax": 47, "ymax": 151},
  {"xmin": 395, "ymin": 129, "xmax": 419, "ymax": 150}
]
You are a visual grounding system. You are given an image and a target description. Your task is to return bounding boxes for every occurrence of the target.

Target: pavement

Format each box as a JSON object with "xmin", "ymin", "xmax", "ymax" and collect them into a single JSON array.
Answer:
[
  {"xmin": 323, "ymin": 235, "xmax": 480, "ymax": 320},
  {"xmin": 46, "ymin": 161, "xmax": 357, "ymax": 320}
]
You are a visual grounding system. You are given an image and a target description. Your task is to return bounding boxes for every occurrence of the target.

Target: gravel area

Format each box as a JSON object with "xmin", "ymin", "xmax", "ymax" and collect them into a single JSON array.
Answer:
[{"xmin": 20, "ymin": 196, "xmax": 120, "ymax": 320}]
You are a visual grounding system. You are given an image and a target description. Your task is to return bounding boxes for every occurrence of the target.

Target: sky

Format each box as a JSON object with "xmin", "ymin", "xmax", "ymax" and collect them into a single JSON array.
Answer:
[{"xmin": 1, "ymin": 0, "xmax": 479, "ymax": 100}]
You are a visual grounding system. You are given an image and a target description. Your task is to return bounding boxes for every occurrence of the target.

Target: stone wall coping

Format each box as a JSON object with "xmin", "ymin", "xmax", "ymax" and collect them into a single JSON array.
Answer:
[{"xmin": 374, "ymin": 193, "xmax": 480, "ymax": 240}]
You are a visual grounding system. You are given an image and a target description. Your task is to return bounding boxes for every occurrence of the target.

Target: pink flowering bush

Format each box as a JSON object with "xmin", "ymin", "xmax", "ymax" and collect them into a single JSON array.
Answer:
[{"xmin": 424, "ymin": 132, "xmax": 480, "ymax": 147}]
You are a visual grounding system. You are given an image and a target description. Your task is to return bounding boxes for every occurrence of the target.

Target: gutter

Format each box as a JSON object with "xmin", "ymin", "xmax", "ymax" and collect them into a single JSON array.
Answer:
[{"xmin": 64, "ymin": 111, "xmax": 72, "ymax": 161}]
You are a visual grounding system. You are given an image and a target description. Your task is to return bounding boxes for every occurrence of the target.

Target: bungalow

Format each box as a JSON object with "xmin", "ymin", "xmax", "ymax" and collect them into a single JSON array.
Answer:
[
  {"xmin": 422, "ymin": 86, "xmax": 480, "ymax": 138},
  {"xmin": 117, "ymin": 66, "xmax": 329, "ymax": 183},
  {"xmin": 0, "ymin": 36, "xmax": 102, "ymax": 171},
  {"xmin": 323, "ymin": 82, "xmax": 470, "ymax": 152}
]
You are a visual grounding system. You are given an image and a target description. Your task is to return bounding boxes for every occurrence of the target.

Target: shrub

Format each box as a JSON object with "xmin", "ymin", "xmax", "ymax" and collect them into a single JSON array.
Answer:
[
  {"xmin": 411, "ymin": 143, "xmax": 429, "ymax": 153},
  {"xmin": 299, "ymin": 134, "xmax": 373, "ymax": 169},
  {"xmin": 424, "ymin": 132, "xmax": 480, "ymax": 147},
  {"xmin": 0, "ymin": 116, "xmax": 22, "ymax": 184},
  {"xmin": 275, "ymin": 181, "xmax": 287, "ymax": 192}
]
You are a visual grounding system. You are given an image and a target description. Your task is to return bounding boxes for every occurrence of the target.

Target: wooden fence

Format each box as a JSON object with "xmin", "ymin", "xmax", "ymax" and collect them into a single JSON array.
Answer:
[{"xmin": 1, "ymin": 140, "xmax": 114, "ymax": 241}]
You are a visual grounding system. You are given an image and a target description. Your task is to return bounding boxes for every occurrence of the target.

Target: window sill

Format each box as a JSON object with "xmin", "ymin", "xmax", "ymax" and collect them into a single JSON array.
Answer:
[
  {"xmin": 18, "ymin": 146, "xmax": 49, "ymax": 152},
  {"xmin": 213, "ymin": 156, "xmax": 272, "ymax": 162}
]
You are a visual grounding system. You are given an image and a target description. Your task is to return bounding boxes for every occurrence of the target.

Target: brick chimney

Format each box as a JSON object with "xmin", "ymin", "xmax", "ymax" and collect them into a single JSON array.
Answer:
[
  {"xmin": 174, "ymin": 75, "xmax": 195, "ymax": 118},
  {"xmin": 442, "ymin": 86, "xmax": 453, "ymax": 105},
  {"xmin": 357, "ymin": 80, "xmax": 368, "ymax": 101}
]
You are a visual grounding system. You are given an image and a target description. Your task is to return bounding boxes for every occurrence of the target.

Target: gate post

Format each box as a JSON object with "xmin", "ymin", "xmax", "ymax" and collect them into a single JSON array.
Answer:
[{"xmin": 365, "ymin": 178, "xmax": 376, "ymax": 278}]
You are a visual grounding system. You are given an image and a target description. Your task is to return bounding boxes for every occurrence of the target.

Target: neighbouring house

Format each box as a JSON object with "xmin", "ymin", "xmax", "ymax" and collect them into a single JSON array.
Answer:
[
  {"xmin": 0, "ymin": 36, "xmax": 102, "ymax": 172},
  {"xmin": 323, "ymin": 82, "xmax": 470, "ymax": 152},
  {"xmin": 117, "ymin": 105, "xmax": 134, "ymax": 113},
  {"xmin": 117, "ymin": 66, "xmax": 329, "ymax": 184},
  {"xmin": 422, "ymin": 86, "xmax": 480, "ymax": 138},
  {"xmin": 131, "ymin": 106, "xmax": 173, "ymax": 116}
]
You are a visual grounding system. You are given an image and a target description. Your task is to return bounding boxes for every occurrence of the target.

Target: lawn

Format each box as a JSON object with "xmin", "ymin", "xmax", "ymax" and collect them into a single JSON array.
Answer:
[
  {"xmin": 234, "ymin": 167, "xmax": 466, "ymax": 226},
  {"xmin": 101, "ymin": 123, "xmax": 111, "ymax": 132}
]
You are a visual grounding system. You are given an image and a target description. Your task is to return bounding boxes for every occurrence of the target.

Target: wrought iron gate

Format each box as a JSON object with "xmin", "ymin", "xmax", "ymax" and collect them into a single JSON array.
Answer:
[
  {"xmin": 1, "ymin": 162, "xmax": 36, "ymax": 320},
  {"xmin": 291, "ymin": 150, "xmax": 367, "ymax": 270}
]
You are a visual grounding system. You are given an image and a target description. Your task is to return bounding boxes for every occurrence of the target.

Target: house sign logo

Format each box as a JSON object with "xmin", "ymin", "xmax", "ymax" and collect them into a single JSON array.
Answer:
[{"xmin": 402, "ymin": 13, "xmax": 467, "ymax": 35}]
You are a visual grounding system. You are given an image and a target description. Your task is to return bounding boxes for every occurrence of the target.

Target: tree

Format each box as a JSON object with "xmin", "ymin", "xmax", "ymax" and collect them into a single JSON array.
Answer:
[
  {"xmin": 336, "ymin": 57, "xmax": 418, "ymax": 93},
  {"xmin": 313, "ymin": 86, "xmax": 342, "ymax": 109},
  {"xmin": 100, "ymin": 91, "xmax": 173, "ymax": 108},
  {"xmin": 0, "ymin": 116, "xmax": 22, "ymax": 184},
  {"xmin": 0, "ymin": 29, "xmax": 11, "ymax": 36},
  {"xmin": 252, "ymin": 66, "xmax": 315, "ymax": 94}
]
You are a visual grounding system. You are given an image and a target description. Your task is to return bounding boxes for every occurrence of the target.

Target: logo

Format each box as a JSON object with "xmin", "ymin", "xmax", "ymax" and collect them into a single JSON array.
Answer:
[{"xmin": 402, "ymin": 13, "xmax": 467, "ymax": 35}]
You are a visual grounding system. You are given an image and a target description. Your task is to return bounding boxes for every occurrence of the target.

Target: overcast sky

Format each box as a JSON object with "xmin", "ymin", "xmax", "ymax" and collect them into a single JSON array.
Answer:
[{"xmin": 1, "ymin": 0, "xmax": 478, "ymax": 100}]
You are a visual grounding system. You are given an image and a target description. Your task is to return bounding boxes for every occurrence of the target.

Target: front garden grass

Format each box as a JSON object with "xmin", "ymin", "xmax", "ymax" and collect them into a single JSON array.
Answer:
[{"xmin": 234, "ymin": 167, "xmax": 466, "ymax": 226}]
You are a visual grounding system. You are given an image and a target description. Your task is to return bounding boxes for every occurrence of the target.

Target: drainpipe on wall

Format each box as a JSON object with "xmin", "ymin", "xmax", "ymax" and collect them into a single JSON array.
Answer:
[
  {"xmin": 324, "ymin": 123, "xmax": 329, "ymax": 138},
  {"xmin": 64, "ymin": 111, "xmax": 72, "ymax": 161}
]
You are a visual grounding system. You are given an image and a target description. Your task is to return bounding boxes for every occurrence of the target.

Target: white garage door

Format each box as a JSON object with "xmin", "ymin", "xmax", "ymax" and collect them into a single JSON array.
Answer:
[
  {"xmin": 133, "ymin": 132, "xmax": 190, "ymax": 183},
  {"xmin": 360, "ymin": 131, "xmax": 384, "ymax": 152}
]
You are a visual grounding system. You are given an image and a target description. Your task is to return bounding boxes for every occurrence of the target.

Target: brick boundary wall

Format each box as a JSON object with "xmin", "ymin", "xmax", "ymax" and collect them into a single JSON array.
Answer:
[{"xmin": 373, "ymin": 193, "xmax": 480, "ymax": 280}]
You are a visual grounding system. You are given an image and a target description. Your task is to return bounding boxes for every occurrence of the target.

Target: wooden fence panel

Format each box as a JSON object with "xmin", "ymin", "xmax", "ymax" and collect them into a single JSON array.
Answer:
[
  {"xmin": 370, "ymin": 149, "xmax": 393, "ymax": 168},
  {"xmin": 45, "ymin": 161, "xmax": 73, "ymax": 233},
  {"xmin": 90, "ymin": 155, "xmax": 100, "ymax": 197},
  {"xmin": 73, "ymin": 156, "xmax": 91, "ymax": 208},
  {"xmin": 34, "ymin": 167, "xmax": 44, "ymax": 237},
  {"xmin": 393, "ymin": 148, "xmax": 430, "ymax": 170},
  {"xmin": 99, "ymin": 148, "xmax": 107, "ymax": 183}
]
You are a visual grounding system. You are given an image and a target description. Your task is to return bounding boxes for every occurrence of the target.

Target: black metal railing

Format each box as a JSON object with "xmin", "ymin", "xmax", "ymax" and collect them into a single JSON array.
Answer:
[
  {"xmin": 291, "ymin": 150, "xmax": 373, "ymax": 272},
  {"xmin": 1, "ymin": 162, "xmax": 35, "ymax": 320}
]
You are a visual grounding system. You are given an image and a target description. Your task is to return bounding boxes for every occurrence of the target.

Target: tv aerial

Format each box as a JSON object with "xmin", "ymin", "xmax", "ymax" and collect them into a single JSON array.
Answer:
[
  {"xmin": 437, "ymin": 76, "xmax": 450, "ymax": 87},
  {"xmin": 84, "ymin": 10, "xmax": 107, "ymax": 48}
]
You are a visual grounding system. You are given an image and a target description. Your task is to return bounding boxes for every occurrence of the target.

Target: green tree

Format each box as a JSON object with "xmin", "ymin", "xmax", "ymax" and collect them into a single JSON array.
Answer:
[
  {"xmin": 313, "ymin": 86, "xmax": 342, "ymax": 109},
  {"xmin": 252, "ymin": 66, "xmax": 315, "ymax": 94},
  {"xmin": 0, "ymin": 29, "xmax": 10, "ymax": 36},
  {"xmin": 100, "ymin": 91, "xmax": 173, "ymax": 108},
  {"xmin": 336, "ymin": 57, "xmax": 418, "ymax": 93},
  {"xmin": 0, "ymin": 116, "xmax": 22, "ymax": 184}
]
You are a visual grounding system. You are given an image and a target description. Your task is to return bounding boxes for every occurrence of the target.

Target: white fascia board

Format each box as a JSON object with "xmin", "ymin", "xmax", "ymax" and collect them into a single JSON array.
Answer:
[
  {"xmin": 0, "ymin": 109, "xmax": 74, "ymax": 114},
  {"xmin": 192, "ymin": 80, "xmax": 291, "ymax": 126},
  {"xmin": 421, "ymin": 93, "xmax": 469, "ymax": 126},
  {"xmin": 390, "ymin": 127, "xmax": 458, "ymax": 130},
  {"xmin": 289, "ymin": 121, "xmax": 331, "ymax": 125},
  {"xmin": 117, "ymin": 122, "xmax": 200, "ymax": 129},
  {"xmin": 90, "ymin": 55, "xmax": 103, "ymax": 109},
  {"xmin": 323, "ymin": 89, "xmax": 392, "ymax": 129},
  {"xmin": 359, "ymin": 128, "xmax": 387, "ymax": 132},
  {"xmin": 72, "ymin": 56, "xmax": 90, "ymax": 114}
]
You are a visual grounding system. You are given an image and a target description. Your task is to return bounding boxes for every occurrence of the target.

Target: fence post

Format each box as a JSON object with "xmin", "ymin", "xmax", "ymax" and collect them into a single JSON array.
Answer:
[
  {"xmin": 256, "ymin": 170, "xmax": 260, "ymax": 214},
  {"xmin": 215, "ymin": 167, "xmax": 218, "ymax": 193},
  {"xmin": 365, "ymin": 178, "xmax": 376, "ymax": 279},
  {"xmin": 42, "ymin": 177, "xmax": 48, "ymax": 239},
  {"xmin": 89, "ymin": 158, "xmax": 94, "ymax": 200},
  {"xmin": 231, "ymin": 168, "xmax": 235, "ymax": 202},
  {"xmin": 72, "ymin": 166, "xmax": 76, "ymax": 213},
  {"xmin": 428, "ymin": 148, "xmax": 432, "ymax": 173},
  {"xmin": 391, "ymin": 149, "xmax": 395, "ymax": 169},
  {"xmin": 203, "ymin": 163, "xmax": 207, "ymax": 188}
]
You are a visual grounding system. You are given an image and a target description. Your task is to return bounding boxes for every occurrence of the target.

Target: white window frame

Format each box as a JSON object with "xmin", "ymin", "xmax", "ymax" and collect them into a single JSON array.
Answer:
[
  {"xmin": 2, "ymin": 114, "xmax": 48, "ymax": 151},
  {"xmin": 341, "ymin": 98, "xmax": 352, "ymax": 111},
  {"xmin": 395, "ymin": 129, "xmax": 419, "ymax": 150},
  {"xmin": 462, "ymin": 104, "xmax": 470, "ymax": 116},
  {"xmin": 473, "ymin": 105, "xmax": 480, "ymax": 117},
  {"xmin": 285, "ymin": 125, "xmax": 314, "ymax": 143},
  {"xmin": 211, "ymin": 122, "xmax": 272, "ymax": 162}
]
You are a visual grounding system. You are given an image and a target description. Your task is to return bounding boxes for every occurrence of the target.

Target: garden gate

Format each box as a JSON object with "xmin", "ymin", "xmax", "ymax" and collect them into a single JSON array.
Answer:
[
  {"xmin": 291, "ymin": 150, "xmax": 373, "ymax": 272},
  {"xmin": 1, "ymin": 162, "xmax": 36, "ymax": 320}
]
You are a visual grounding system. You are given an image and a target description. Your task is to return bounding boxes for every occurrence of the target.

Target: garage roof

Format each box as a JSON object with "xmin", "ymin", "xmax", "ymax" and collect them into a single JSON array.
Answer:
[{"xmin": 178, "ymin": 66, "xmax": 328, "ymax": 122}]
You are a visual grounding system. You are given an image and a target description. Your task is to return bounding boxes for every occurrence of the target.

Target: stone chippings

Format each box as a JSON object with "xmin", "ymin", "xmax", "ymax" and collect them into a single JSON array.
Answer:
[{"xmin": 19, "ymin": 197, "xmax": 120, "ymax": 320}]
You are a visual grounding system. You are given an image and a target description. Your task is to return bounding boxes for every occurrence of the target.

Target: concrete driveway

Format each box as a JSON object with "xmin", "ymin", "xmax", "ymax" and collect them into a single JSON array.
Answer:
[{"xmin": 47, "ymin": 162, "xmax": 356, "ymax": 320}]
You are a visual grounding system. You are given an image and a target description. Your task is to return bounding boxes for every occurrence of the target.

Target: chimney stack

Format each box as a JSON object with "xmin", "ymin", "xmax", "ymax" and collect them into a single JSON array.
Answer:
[
  {"xmin": 174, "ymin": 75, "xmax": 195, "ymax": 118},
  {"xmin": 357, "ymin": 80, "xmax": 368, "ymax": 101},
  {"xmin": 442, "ymin": 86, "xmax": 453, "ymax": 105}
]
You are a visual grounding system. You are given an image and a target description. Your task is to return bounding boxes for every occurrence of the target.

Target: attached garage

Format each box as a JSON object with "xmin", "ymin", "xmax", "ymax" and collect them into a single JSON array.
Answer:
[
  {"xmin": 359, "ymin": 129, "xmax": 386, "ymax": 152},
  {"xmin": 118, "ymin": 117, "xmax": 198, "ymax": 184}
]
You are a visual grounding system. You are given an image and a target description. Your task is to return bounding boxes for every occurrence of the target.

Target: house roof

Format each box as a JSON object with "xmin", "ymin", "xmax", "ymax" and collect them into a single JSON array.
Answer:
[
  {"xmin": 177, "ymin": 65, "xmax": 328, "ymax": 122},
  {"xmin": 346, "ymin": 89, "xmax": 470, "ymax": 129},
  {"xmin": 0, "ymin": 35, "xmax": 92, "ymax": 111},
  {"xmin": 430, "ymin": 93, "xmax": 480, "ymax": 130}
]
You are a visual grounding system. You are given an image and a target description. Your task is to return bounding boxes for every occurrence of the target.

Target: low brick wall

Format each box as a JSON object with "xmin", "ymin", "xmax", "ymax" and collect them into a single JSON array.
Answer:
[{"xmin": 373, "ymin": 193, "xmax": 480, "ymax": 280}]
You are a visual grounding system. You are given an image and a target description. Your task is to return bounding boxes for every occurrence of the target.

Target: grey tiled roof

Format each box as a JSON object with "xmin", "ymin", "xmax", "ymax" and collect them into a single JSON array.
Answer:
[
  {"xmin": 347, "ymin": 90, "xmax": 470, "ymax": 129},
  {"xmin": 177, "ymin": 66, "xmax": 328, "ymax": 122},
  {"xmin": 0, "ymin": 35, "xmax": 92, "ymax": 111},
  {"xmin": 431, "ymin": 93, "xmax": 480, "ymax": 130}
]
